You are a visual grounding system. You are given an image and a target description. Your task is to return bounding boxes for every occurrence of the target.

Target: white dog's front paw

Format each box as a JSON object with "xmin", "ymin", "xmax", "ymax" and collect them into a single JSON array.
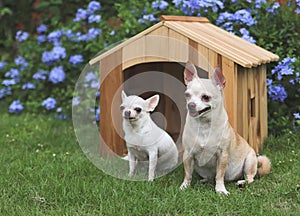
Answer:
[
  {"xmin": 128, "ymin": 172, "xmax": 134, "ymax": 177},
  {"xmin": 215, "ymin": 185, "xmax": 230, "ymax": 196},
  {"xmin": 180, "ymin": 181, "xmax": 190, "ymax": 190}
]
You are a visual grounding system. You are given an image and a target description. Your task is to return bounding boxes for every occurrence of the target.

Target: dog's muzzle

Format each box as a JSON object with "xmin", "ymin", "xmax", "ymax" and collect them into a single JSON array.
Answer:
[{"xmin": 188, "ymin": 102, "xmax": 211, "ymax": 117}]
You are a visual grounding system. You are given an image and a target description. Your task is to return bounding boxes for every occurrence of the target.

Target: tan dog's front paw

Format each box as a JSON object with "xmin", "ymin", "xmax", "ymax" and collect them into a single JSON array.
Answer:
[{"xmin": 215, "ymin": 185, "xmax": 230, "ymax": 196}]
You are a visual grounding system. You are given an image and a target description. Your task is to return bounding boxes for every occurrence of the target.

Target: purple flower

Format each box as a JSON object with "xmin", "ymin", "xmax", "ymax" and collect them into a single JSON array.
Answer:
[
  {"xmin": 110, "ymin": 30, "xmax": 115, "ymax": 36},
  {"xmin": 33, "ymin": 70, "xmax": 47, "ymax": 80},
  {"xmin": 90, "ymin": 80, "xmax": 99, "ymax": 88},
  {"xmin": 42, "ymin": 46, "xmax": 66, "ymax": 65},
  {"xmin": 138, "ymin": 14, "xmax": 157, "ymax": 23},
  {"xmin": 0, "ymin": 61, "xmax": 7, "ymax": 70},
  {"xmin": 85, "ymin": 72, "xmax": 98, "ymax": 82},
  {"xmin": 152, "ymin": 0, "xmax": 168, "ymax": 10},
  {"xmin": 42, "ymin": 97, "xmax": 56, "ymax": 110},
  {"xmin": 9, "ymin": 100, "xmax": 24, "ymax": 114},
  {"xmin": 294, "ymin": 113, "xmax": 300, "ymax": 119},
  {"xmin": 88, "ymin": 1, "xmax": 101, "ymax": 13},
  {"xmin": 15, "ymin": 30, "xmax": 29, "ymax": 42},
  {"xmin": 37, "ymin": 24, "xmax": 48, "ymax": 34},
  {"xmin": 2, "ymin": 79, "xmax": 17, "ymax": 86},
  {"xmin": 95, "ymin": 106, "xmax": 100, "ymax": 121},
  {"xmin": 0, "ymin": 87, "xmax": 12, "ymax": 99},
  {"xmin": 87, "ymin": 28, "xmax": 101, "ymax": 39},
  {"xmin": 267, "ymin": 2, "xmax": 280, "ymax": 14},
  {"xmin": 37, "ymin": 35, "xmax": 47, "ymax": 44},
  {"xmin": 22, "ymin": 82, "xmax": 35, "ymax": 90},
  {"xmin": 74, "ymin": 8, "xmax": 88, "ymax": 22},
  {"xmin": 271, "ymin": 57, "xmax": 296, "ymax": 80},
  {"xmin": 72, "ymin": 96, "xmax": 80, "ymax": 106},
  {"xmin": 239, "ymin": 28, "xmax": 256, "ymax": 44},
  {"xmin": 69, "ymin": 55, "xmax": 83, "ymax": 65},
  {"xmin": 5, "ymin": 68, "xmax": 19, "ymax": 79},
  {"xmin": 48, "ymin": 30, "xmax": 62, "ymax": 44},
  {"xmin": 88, "ymin": 14, "xmax": 101, "ymax": 23},
  {"xmin": 49, "ymin": 66, "xmax": 66, "ymax": 84},
  {"xmin": 268, "ymin": 84, "xmax": 287, "ymax": 102},
  {"xmin": 266, "ymin": 78, "xmax": 272, "ymax": 86},
  {"xmin": 14, "ymin": 56, "xmax": 29, "ymax": 69},
  {"xmin": 254, "ymin": 0, "xmax": 266, "ymax": 9}
]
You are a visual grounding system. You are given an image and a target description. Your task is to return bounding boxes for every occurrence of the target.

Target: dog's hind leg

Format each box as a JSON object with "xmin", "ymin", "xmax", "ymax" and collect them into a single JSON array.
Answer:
[{"xmin": 236, "ymin": 150, "xmax": 257, "ymax": 186}]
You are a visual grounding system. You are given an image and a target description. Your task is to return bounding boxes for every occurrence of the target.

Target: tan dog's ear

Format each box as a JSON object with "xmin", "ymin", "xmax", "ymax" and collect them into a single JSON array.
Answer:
[
  {"xmin": 212, "ymin": 67, "xmax": 226, "ymax": 90},
  {"xmin": 146, "ymin": 94, "xmax": 159, "ymax": 112},
  {"xmin": 121, "ymin": 90, "xmax": 127, "ymax": 101},
  {"xmin": 184, "ymin": 62, "xmax": 198, "ymax": 85}
]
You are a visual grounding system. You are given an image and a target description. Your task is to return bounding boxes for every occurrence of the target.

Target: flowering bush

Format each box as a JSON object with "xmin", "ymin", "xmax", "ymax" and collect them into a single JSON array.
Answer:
[{"xmin": 0, "ymin": 0, "xmax": 299, "ymax": 133}]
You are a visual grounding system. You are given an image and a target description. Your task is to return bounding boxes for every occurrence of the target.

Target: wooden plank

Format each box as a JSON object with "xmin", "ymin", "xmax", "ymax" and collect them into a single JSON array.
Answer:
[
  {"xmin": 145, "ymin": 25, "xmax": 169, "ymax": 62},
  {"xmin": 208, "ymin": 49, "xmax": 218, "ymax": 77},
  {"xmin": 100, "ymin": 49, "xmax": 125, "ymax": 156},
  {"xmin": 198, "ymin": 44, "xmax": 209, "ymax": 72},
  {"xmin": 122, "ymin": 36, "xmax": 145, "ymax": 70},
  {"xmin": 168, "ymin": 29, "xmax": 189, "ymax": 62},
  {"xmin": 258, "ymin": 65, "xmax": 268, "ymax": 149},
  {"xmin": 90, "ymin": 22, "xmax": 164, "ymax": 65},
  {"xmin": 160, "ymin": 15, "xmax": 209, "ymax": 23},
  {"xmin": 222, "ymin": 56, "xmax": 237, "ymax": 129},
  {"xmin": 236, "ymin": 66, "xmax": 249, "ymax": 142},
  {"xmin": 188, "ymin": 39, "xmax": 198, "ymax": 65}
]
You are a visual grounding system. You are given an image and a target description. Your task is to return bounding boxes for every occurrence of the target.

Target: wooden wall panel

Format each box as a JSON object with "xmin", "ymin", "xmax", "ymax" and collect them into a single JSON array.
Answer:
[
  {"xmin": 145, "ymin": 26, "xmax": 169, "ymax": 62},
  {"xmin": 258, "ymin": 65, "xmax": 268, "ymax": 150},
  {"xmin": 100, "ymin": 49, "xmax": 125, "ymax": 156},
  {"xmin": 168, "ymin": 29, "xmax": 189, "ymax": 62},
  {"xmin": 197, "ymin": 44, "xmax": 209, "ymax": 72},
  {"xmin": 222, "ymin": 56, "xmax": 237, "ymax": 129},
  {"xmin": 122, "ymin": 36, "xmax": 145, "ymax": 70},
  {"xmin": 236, "ymin": 66, "xmax": 249, "ymax": 142},
  {"xmin": 208, "ymin": 49, "xmax": 219, "ymax": 77}
]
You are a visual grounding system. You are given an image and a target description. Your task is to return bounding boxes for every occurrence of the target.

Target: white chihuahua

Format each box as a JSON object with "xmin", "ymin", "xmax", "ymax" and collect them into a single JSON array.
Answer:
[
  {"xmin": 180, "ymin": 62, "xmax": 271, "ymax": 195},
  {"xmin": 121, "ymin": 91, "xmax": 178, "ymax": 181}
]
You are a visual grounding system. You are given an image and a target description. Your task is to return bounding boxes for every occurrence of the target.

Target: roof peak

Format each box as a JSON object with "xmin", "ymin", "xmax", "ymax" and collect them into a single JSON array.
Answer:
[{"xmin": 160, "ymin": 15, "xmax": 209, "ymax": 23}]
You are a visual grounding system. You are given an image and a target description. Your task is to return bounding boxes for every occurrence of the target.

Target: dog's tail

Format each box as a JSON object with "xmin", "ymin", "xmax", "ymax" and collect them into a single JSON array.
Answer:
[{"xmin": 257, "ymin": 155, "xmax": 271, "ymax": 177}]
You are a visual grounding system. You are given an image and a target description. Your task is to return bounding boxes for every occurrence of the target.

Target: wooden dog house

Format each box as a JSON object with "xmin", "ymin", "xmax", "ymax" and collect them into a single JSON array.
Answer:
[{"xmin": 89, "ymin": 15, "xmax": 279, "ymax": 156}]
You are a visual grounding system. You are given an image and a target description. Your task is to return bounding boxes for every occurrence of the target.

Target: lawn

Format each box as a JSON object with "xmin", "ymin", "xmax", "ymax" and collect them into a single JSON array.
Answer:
[{"xmin": 1, "ymin": 113, "xmax": 299, "ymax": 215}]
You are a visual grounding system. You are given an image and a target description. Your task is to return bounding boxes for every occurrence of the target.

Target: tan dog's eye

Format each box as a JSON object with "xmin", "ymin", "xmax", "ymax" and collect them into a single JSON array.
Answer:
[
  {"xmin": 201, "ymin": 95, "xmax": 210, "ymax": 102},
  {"xmin": 134, "ymin": 107, "xmax": 142, "ymax": 113},
  {"xmin": 120, "ymin": 105, "xmax": 125, "ymax": 111}
]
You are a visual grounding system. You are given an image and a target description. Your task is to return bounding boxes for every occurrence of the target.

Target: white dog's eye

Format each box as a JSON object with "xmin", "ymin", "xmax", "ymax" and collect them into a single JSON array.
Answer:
[
  {"xmin": 134, "ymin": 107, "xmax": 142, "ymax": 113},
  {"xmin": 201, "ymin": 95, "xmax": 211, "ymax": 102},
  {"xmin": 120, "ymin": 105, "xmax": 125, "ymax": 111},
  {"xmin": 184, "ymin": 92, "xmax": 191, "ymax": 98}
]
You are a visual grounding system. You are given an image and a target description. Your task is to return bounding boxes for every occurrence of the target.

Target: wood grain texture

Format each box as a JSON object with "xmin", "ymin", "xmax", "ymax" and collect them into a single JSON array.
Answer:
[{"xmin": 100, "ymin": 49, "xmax": 125, "ymax": 156}]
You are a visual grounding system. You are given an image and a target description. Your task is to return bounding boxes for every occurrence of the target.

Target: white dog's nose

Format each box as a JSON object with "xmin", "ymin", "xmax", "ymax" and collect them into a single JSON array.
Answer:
[
  {"xmin": 124, "ymin": 110, "xmax": 131, "ymax": 118},
  {"xmin": 188, "ymin": 102, "xmax": 196, "ymax": 110}
]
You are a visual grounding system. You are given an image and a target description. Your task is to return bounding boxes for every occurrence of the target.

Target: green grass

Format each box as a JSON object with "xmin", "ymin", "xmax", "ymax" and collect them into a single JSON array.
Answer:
[{"xmin": 1, "ymin": 113, "xmax": 299, "ymax": 215}]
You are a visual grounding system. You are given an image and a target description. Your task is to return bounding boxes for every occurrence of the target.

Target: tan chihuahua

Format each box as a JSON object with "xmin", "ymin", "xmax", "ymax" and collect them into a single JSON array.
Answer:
[
  {"xmin": 121, "ymin": 91, "xmax": 178, "ymax": 181},
  {"xmin": 180, "ymin": 62, "xmax": 271, "ymax": 195}
]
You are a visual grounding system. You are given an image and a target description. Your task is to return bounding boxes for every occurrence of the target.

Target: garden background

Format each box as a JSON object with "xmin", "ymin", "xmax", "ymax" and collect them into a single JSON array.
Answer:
[{"xmin": 0, "ymin": 0, "xmax": 300, "ymax": 215}]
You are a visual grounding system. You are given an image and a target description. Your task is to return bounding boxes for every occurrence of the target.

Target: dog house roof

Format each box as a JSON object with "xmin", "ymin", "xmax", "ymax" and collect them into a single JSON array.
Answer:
[{"xmin": 89, "ymin": 15, "xmax": 279, "ymax": 68}]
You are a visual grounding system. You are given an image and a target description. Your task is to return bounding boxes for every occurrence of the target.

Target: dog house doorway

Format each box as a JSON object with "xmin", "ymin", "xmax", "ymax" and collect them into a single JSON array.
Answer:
[{"xmin": 123, "ymin": 62, "xmax": 208, "ymax": 148}]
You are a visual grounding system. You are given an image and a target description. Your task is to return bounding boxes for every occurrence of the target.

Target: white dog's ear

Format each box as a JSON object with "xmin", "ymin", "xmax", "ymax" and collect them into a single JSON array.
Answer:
[
  {"xmin": 146, "ymin": 94, "xmax": 159, "ymax": 112},
  {"xmin": 212, "ymin": 67, "xmax": 226, "ymax": 90},
  {"xmin": 184, "ymin": 62, "xmax": 198, "ymax": 85},
  {"xmin": 121, "ymin": 90, "xmax": 127, "ymax": 101}
]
